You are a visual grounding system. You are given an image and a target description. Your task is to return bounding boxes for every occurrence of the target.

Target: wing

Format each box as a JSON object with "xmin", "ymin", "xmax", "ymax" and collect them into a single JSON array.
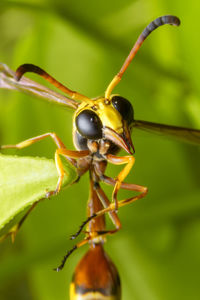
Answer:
[
  {"xmin": 0, "ymin": 63, "xmax": 78, "ymax": 110},
  {"xmin": 132, "ymin": 120, "xmax": 200, "ymax": 145}
]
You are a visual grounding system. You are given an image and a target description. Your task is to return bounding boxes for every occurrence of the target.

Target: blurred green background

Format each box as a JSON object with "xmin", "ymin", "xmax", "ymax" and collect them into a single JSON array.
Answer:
[{"xmin": 0, "ymin": 0, "xmax": 200, "ymax": 299}]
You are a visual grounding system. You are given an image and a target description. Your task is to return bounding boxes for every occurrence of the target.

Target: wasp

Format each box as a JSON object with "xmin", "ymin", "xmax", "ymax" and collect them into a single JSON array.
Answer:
[{"xmin": 1, "ymin": 15, "xmax": 200, "ymax": 278}]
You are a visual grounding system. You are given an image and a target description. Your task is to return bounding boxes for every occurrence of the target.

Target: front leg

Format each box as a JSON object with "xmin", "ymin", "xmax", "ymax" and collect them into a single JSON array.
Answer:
[
  {"xmin": 46, "ymin": 147, "xmax": 89, "ymax": 197},
  {"xmin": 1, "ymin": 132, "xmax": 89, "ymax": 197},
  {"xmin": 106, "ymin": 153, "xmax": 135, "ymax": 210}
]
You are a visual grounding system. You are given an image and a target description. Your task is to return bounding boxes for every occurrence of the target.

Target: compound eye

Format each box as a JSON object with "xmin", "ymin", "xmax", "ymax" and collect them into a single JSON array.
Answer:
[
  {"xmin": 76, "ymin": 110, "xmax": 102, "ymax": 139},
  {"xmin": 111, "ymin": 95, "xmax": 134, "ymax": 125}
]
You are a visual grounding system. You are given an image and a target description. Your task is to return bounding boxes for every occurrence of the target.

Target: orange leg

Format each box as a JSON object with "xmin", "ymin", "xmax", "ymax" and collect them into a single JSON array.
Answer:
[
  {"xmin": 94, "ymin": 182, "xmax": 147, "ymax": 219},
  {"xmin": 85, "ymin": 181, "xmax": 147, "ymax": 234},
  {"xmin": 94, "ymin": 179, "xmax": 147, "ymax": 235},
  {"xmin": 55, "ymin": 179, "xmax": 147, "ymax": 271},
  {"xmin": 71, "ymin": 182, "xmax": 122, "ymax": 240},
  {"xmin": 56, "ymin": 178, "xmax": 122, "ymax": 271},
  {"xmin": 95, "ymin": 183, "xmax": 121, "ymax": 233},
  {"xmin": 56, "ymin": 183, "xmax": 122, "ymax": 271},
  {"xmin": 1, "ymin": 133, "xmax": 89, "ymax": 197},
  {"xmin": 71, "ymin": 155, "xmax": 147, "ymax": 238},
  {"xmin": 56, "ymin": 161, "xmax": 148, "ymax": 270},
  {"xmin": 71, "ymin": 178, "xmax": 147, "ymax": 240},
  {"xmin": 106, "ymin": 153, "xmax": 136, "ymax": 210},
  {"xmin": 47, "ymin": 147, "xmax": 89, "ymax": 197},
  {"xmin": 58, "ymin": 178, "xmax": 148, "ymax": 270},
  {"xmin": 56, "ymin": 223, "xmax": 124, "ymax": 271},
  {"xmin": 0, "ymin": 202, "xmax": 39, "ymax": 243}
]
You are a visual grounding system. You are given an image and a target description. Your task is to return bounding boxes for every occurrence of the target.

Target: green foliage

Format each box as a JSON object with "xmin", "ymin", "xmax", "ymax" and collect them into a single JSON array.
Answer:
[
  {"xmin": 0, "ymin": 154, "xmax": 77, "ymax": 232},
  {"xmin": 0, "ymin": 1, "xmax": 200, "ymax": 300}
]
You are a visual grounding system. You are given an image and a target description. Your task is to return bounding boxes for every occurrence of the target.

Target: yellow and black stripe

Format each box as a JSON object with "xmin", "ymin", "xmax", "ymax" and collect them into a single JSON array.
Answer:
[{"xmin": 70, "ymin": 244, "xmax": 121, "ymax": 300}]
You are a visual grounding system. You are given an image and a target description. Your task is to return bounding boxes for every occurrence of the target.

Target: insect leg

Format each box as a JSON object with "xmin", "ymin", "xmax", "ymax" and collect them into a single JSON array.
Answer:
[
  {"xmin": 1, "ymin": 133, "xmax": 89, "ymax": 197},
  {"xmin": 0, "ymin": 201, "xmax": 39, "ymax": 243},
  {"xmin": 46, "ymin": 147, "xmax": 89, "ymax": 197},
  {"xmin": 94, "ymin": 183, "xmax": 121, "ymax": 235},
  {"xmin": 71, "ymin": 182, "xmax": 122, "ymax": 240},
  {"xmin": 1, "ymin": 132, "xmax": 66, "ymax": 149},
  {"xmin": 106, "ymin": 153, "xmax": 135, "ymax": 210},
  {"xmin": 57, "ymin": 177, "xmax": 147, "ymax": 269},
  {"xmin": 54, "ymin": 237, "xmax": 91, "ymax": 272},
  {"xmin": 70, "ymin": 156, "xmax": 147, "ymax": 238},
  {"xmin": 71, "ymin": 178, "xmax": 147, "ymax": 239},
  {"xmin": 88, "ymin": 181, "xmax": 147, "ymax": 239},
  {"xmin": 55, "ymin": 227, "xmax": 117, "ymax": 271},
  {"xmin": 82, "ymin": 181, "xmax": 147, "ymax": 229}
]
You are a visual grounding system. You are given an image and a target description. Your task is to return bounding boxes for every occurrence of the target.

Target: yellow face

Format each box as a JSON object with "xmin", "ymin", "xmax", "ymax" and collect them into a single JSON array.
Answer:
[
  {"xmin": 74, "ymin": 96, "xmax": 124, "ymax": 135},
  {"xmin": 73, "ymin": 94, "xmax": 134, "ymax": 154}
]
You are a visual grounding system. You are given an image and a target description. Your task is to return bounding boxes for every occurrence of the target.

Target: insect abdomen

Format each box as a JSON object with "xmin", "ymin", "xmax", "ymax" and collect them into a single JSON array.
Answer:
[{"xmin": 70, "ymin": 244, "xmax": 121, "ymax": 300}]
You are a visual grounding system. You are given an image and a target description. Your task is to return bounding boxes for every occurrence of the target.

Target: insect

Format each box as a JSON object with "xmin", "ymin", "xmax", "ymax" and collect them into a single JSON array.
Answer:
[{"xmin": 1, "ymin": 15, "xmax": 200, "ymax": 273}]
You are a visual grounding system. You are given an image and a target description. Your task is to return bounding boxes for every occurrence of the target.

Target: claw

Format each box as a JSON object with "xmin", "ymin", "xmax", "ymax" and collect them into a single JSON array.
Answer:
[
  {"xmin": 0, "ymin": 224, "xmax": 19, "ymax": 243},
  {"xmin": 45, "ymin": 190, "xmax": 57, "ymax": 198}
]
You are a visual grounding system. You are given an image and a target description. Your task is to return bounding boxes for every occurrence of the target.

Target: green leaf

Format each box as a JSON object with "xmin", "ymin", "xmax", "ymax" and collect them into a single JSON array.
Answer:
[{"xmin": 0, "ymin": 154, "xmax": 77, "ymax": 231}]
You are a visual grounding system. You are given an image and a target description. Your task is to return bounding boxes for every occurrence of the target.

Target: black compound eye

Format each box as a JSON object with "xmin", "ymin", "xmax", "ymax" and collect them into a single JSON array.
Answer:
[
  {"xmin": 76, "ymin": 110, "xmax": 102, "ymax": 139},
  {"xmin": 112, "ymin": 96, "xmax": 134, "ymax": 125}
]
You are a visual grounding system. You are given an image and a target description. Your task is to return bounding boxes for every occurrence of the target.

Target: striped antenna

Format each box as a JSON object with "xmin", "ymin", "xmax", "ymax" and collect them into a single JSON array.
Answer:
[{"xmin": 105, "ymin": 15, "xmax": 180, "ymax": 98}]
